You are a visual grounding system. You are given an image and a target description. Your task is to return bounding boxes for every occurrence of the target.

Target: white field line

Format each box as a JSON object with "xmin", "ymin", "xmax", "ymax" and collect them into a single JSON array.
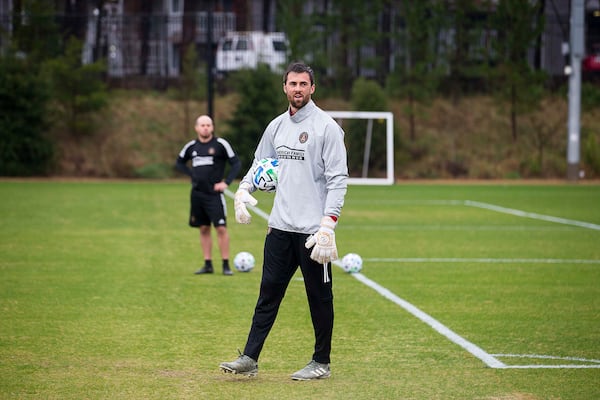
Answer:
[
  {"xmin": 225, "ymin": 190, "xmax": 599, "ymax": 368},
  {"xmin": 463, "ymin": 200, "xmax": 600, "ymax": 231},
  {"xmin": 346, "ymin": 263, "xmax": 600, "ymax": 369},
  {"xmin": 490, "ymin": 354, "xmax": 600, "ymax": 369},
  {"xmin": 345, "ymin": 225, "xmax": 579, "ymax": 231},
  {"xmin": 493, "ymin": 354, "xmax": 600, "ymax": 363},
  {"xmin": 340, "ymin": 263, "xmax": 506, "ymax": 368},
  {"xmin": 365, "ymin": 258, "xmax": 600, "ymax": 264},
  {"xmin": 495, "ymin": 365, "xmax": 600, "ymax": 369},
  {"xmin": 352, "ymin": 199, "xmax": 600, "ymax": 230}
]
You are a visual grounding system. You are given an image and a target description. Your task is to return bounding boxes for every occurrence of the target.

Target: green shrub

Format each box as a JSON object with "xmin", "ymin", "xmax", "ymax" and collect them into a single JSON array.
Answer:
[
  {"xmin": 0, "ymin": 54, "xmax": 53, "ymax": 176},
  {"xmin": 347, "ymin": 78, "xmax": 388, "ymax": 177},
  {"xmin": 224, "ymin": 65, "xmax": 287, "ymax": 171},
  {"xmin": 43, "ymin": 37, "xmax": 108, "ymax": 137},
  {"xmin": 581, "ymin": 82, "xmax": 600, "ymax": 111},
  {"xmin": 583, "ymin": 131, "xmax": 600, "ymax": 177}
]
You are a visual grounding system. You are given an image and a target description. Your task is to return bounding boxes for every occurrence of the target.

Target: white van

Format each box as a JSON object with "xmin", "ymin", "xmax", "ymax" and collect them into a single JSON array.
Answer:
[{"xmin": 215, "ymin": 31, "xmax": 289, "ymax": 74}]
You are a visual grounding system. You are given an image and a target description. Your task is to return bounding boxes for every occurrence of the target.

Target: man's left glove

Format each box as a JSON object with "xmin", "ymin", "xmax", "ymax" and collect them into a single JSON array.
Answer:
[{"xmin": 305, "ymin": 216, "xmax": 338, "ymax": 264}]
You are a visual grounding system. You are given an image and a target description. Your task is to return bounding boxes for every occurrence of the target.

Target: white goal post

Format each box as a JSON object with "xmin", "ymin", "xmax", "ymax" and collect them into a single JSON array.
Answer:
[{"xmin": 327, "ymin": 111, "xmax": 394, "ymax": 185}]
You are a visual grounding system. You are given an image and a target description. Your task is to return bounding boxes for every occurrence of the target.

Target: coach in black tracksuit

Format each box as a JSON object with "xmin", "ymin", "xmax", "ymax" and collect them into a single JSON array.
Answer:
[{"xmin": 175, "ymin": 115, "xmax": 241, "ymax": 275}]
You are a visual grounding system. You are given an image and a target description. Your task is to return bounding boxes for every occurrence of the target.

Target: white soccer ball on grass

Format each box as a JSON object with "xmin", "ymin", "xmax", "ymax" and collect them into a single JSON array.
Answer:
[
  {"xmin": 233, "ymin": 251, "xmax": 255, "ymax": 272},
  {"xmin": 341, "ymin": 253, "xmax": 363, "ymax": 273},
  {"xmin": 252, "ymin": 158, "xmax": 279, "ymax": 192}
]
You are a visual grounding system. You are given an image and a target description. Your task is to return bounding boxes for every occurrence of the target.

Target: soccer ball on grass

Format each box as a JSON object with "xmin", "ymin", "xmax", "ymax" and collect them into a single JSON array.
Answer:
[
  {"xmin": 233, "ymin": 251, "xmax": 255, "ymax": 272},
  {"xmin": 252, "ymin": 158, "xmax": 279, "ymax": 192},
  {"xmin": 341, "ymin": 253, "xmax": 363, "ymax": 273}
]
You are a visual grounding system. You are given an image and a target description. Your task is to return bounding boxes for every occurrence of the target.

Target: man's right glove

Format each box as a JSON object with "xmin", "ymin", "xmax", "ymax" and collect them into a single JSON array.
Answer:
[
  {"xmin": 234, "ymin": 182, "xmax": 258, "ymax": 224},
  {"xmin": 305, "ymin": 216, "xmax": 338, "ymax": 264}
]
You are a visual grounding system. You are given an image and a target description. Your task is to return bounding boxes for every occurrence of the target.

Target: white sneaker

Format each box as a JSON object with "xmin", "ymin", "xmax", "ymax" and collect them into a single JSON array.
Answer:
[
  {"xmin": 291, "ymin": 360, "xmax": 331, "ymax": 381},
  {"xmin": 219, "ymin": 353, "xmax": 258, "ymax": 377}
]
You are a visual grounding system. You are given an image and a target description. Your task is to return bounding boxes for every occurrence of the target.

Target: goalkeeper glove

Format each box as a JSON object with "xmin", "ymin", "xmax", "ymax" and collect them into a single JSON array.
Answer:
[
  {"xmin": 234, "ymin": 182, "xmax": 258, "ymax": 224},
  {"xmin": 305, "ymin": 216, "xmax": 338, "ymax": 264}
]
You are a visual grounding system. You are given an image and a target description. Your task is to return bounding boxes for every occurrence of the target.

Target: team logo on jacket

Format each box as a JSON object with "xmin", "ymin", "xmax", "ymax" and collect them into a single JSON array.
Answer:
[
  {"xmin": 208, "ymin": 147, "xmax": 215, "ymax": 155},
  {"xmin": 299, "ymin": 132, "xmax": 308, "ymax": 144}
]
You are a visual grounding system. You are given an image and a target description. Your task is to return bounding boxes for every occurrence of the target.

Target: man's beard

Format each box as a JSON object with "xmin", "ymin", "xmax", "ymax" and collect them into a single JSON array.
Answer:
[{"xmin": 290, "ymin": 95, "xmax": 309, "ymax": 109}]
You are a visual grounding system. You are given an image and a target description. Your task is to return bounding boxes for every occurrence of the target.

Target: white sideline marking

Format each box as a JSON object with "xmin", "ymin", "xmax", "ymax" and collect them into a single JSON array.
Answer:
[
  {"xmin": 340, "ymin": 261, "xmax": 600, "ymax": 368},
  {"xmin": 496, "ymin": 365, "xmax": 600, "ymax": 369},
  {"xmin": 494, "ymin": 354, "xmax": 600, "ymax": 363},
  {"xmin": 348, "ymin": 225, "xmax": 579, "ymax": 231},
  {"xmin": 365, "ymin": 258, "xmax": 600, "ymax": 264},
  {"xmin": 490, "ymin": 354, "xmax": 600, "ymax": 369},
  {"xmin": 225, "ymin": 189, "xmax": 599, "ymax": 368},
  {"xmin": 358, "ymin": 199, "xmax": 600, "ymax": 230},
  {"xmin": 340, "ymin": 264, "xmax": 506, "ymax": 369},
  {"xmin": 464, "ymin": 200, "xmax": 600, "ymax": 231}
]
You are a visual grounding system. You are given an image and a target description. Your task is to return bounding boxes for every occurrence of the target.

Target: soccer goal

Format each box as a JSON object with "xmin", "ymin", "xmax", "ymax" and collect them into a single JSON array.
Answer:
[{"xmin": 327, "ymin": 111, "xmax": 394, "ymax": 185}]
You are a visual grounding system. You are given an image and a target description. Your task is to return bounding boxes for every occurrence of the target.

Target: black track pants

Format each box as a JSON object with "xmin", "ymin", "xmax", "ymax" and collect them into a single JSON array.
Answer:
[{"xmin": 243, "ymin": 228, "xmax": 334, "ymax": 364}]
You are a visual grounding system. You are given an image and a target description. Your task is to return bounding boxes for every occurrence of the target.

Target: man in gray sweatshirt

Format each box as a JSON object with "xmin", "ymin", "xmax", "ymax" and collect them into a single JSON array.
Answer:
[{"xmin": 220, "ymin": 62, "xmax": 348, "ymax": 380}]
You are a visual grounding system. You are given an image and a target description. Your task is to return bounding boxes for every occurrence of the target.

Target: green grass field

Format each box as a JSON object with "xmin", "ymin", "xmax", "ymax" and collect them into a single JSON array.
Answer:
[{"xmin": 1, "ymin": 180, "xmax": 599, "ymax": 399}]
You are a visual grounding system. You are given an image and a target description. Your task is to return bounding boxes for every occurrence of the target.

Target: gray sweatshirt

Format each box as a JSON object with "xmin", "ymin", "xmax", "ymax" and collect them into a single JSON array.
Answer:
[{"xmin": 240, "ymin": 100, "xmax": 348, "ymax": 234}]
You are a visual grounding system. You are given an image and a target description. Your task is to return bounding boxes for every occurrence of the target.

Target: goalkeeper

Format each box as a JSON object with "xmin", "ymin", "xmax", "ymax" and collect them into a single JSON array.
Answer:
[{"xmin": 219, "ymin": 62, "xmax": 348, "ymax": 381}]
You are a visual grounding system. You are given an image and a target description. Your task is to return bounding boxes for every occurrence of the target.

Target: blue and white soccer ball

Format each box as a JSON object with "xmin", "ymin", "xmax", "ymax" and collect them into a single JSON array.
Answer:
[
  {"xmin": 252, "ymin": 158, "xmax": 279, "ymax": 192},
  {"xmin": 233, "ymin": 251, "xmax": 255, "ymax": 272},
  {"xmin": 341, "ymin": 253, "xmax": 363, "ymax": 273}
]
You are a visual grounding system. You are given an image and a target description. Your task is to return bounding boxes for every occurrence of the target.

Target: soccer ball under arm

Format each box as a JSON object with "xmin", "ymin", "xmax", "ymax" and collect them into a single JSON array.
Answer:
[{"xmin": 252, "ymin": 158, "xmax": 279, "ymax": 192}]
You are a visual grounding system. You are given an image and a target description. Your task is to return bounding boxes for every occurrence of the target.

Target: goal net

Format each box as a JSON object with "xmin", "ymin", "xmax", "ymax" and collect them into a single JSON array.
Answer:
[{"xmin": 327, "ymin": 111, "xmax": 394, "ymax": 185}]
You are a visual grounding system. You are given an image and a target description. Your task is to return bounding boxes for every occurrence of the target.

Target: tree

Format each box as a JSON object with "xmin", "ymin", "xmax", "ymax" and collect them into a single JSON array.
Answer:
[
  {"xmin": 282, "ymin": 0, "xmax": 386, "ymax": 96},
  {"xmin": 444, "ymin": 0, "xmax": 492, "ymax": 96},
  {"xmin": 328, "ymin": 0, "xmax": 385, "ymax": 96},
  {"xmin": 347, "ymin": 78, "xmax": 388, "ymax": 176},
  {"xmin": 387, "ymin": 0, "xmax": 444, "ymax": 141},
  {"xmin": 224, "ymin": 65, "xmax": 287, "ymax": 171},
  {"xmin": 490, "ymin": 0, "xmax": 546, "ymax": 141},
  {"xmin": 11, "ymin": 0, "xmax": 61, "ymax": 63},
  {"xmin": 172, "ymin": 44, "xmax": 206, "ymax": 135},
  {"xmin": 0, "ymin": 53, "xmax": 53, "ymax": 176},
  {"xmin": 43, "ymin": 37, "xmax": 108, "ymax": 137},
  {"xmin": 276, "ymin": 0, "xmax": 320, "ymax": 63},
  {"xmin": 0, "ymin": 0, "xmax": 61, "ymax": 176}
]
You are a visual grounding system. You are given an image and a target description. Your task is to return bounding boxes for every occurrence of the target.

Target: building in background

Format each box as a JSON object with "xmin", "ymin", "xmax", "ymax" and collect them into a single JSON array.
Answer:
[{"xmin": 1, "ymin": 0, "xmax": 599, "ymax": 86}]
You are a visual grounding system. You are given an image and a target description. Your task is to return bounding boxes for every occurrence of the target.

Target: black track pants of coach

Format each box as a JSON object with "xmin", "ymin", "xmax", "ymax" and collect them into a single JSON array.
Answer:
[{"xmin": 243, "ymin": 228, "xmax": 334, "ymax": 364}]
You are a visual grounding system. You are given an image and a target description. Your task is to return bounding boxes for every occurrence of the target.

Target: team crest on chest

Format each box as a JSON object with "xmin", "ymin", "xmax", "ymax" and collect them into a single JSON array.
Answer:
[
  {"xmin": 299, "ymin": 132, "xmax": 308, "ymax": 144},
  {"xmin": 208, "ymin": 147, "xmax": 215, "ymax": 155}
]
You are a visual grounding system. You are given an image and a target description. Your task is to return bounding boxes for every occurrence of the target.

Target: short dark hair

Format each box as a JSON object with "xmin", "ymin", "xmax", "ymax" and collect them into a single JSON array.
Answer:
[{"xmin": 283, "ymin": 62, "xmax": 314, "ymax": 85}]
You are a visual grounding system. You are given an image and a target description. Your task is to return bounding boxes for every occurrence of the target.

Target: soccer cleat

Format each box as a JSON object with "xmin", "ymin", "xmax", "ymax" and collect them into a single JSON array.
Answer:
[
  {"xmin": 194, "ymin": 265, "xmax": 213, "ymax": 274},
  {"xmin": 290, "ymin": 360, "xmax": 331, "ymax": 381},
  {"xmin": 219, "ymin": 353, "xmax": 258, "ymax": 377},
  {"xmin": 222, "ymin": 265, "xmax": 233, "ymax": 276}
]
